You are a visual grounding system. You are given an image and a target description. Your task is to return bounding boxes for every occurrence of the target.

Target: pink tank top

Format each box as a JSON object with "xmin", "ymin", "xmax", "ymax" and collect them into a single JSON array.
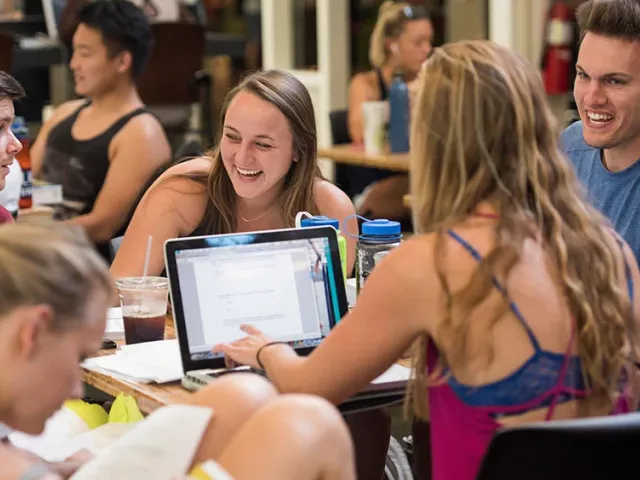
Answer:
[{"xmin": 425, "ymin": 226, "xmax": 633, "ymax": 480}]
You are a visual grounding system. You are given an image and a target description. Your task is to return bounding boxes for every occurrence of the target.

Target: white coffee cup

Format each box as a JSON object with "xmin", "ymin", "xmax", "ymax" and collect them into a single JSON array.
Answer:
[{"xmin": 362, "ymin": 101, "xmax": 388, "ymax": 155}]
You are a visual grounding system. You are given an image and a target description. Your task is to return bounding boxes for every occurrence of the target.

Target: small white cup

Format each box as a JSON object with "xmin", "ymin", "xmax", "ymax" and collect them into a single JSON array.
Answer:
[{"xmin": 362, "ymin": 101, "xmax": 388, "ymax": 155}]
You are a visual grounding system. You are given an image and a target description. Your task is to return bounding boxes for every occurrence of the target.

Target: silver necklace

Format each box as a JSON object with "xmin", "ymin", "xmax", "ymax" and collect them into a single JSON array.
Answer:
[{"xmin": 239, "ymin": 203, "xmax": 276, "ymax": 222}]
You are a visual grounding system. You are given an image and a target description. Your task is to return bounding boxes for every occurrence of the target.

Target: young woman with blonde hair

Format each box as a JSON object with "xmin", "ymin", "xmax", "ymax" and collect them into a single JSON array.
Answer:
[
  {"xmin": 0, "ymin": 223, "xmax": 355, "ymax": 480},
  {"xmin": 216, "ymin": 40, "xmax": 640, "ymax": 480},
  {"xmin": 343, "ymin": 1, "xmax": 433, "ymax": 226},
  {"xmin": 348, "ymin": 1, "xmax": 433, "ymax": 144}
]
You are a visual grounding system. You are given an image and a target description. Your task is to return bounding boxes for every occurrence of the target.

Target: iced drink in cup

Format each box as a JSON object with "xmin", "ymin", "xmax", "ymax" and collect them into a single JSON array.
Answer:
[
  {"xmin": 362, "ymin": 100, "xmax": 388, "ymax": 155},
  {"xmin": 114, "ymin": 277, "xmax": 169, "ymax": 345}
]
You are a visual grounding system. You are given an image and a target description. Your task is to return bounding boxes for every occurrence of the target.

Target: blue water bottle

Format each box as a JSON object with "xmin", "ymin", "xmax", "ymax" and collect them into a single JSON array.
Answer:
[
  {"xmin": 355, "ymin": 219, "xmax": 402, "ymax": 293},
  {"xmin": 388, "ymin": 70, "xmax": 410, "ymax": 153}
]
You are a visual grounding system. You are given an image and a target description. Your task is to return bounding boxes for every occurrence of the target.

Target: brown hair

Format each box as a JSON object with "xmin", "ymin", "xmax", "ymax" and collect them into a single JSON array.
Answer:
[
  {"xmin": 406, "ymin": 40, "xmax": 636, "ymax": 419},
  {"xmin": 0, "ymin": 71, "xmax": 25, "ymax": 101},
  {"xmin": 576, "ymin": 0, "xmax": 640, "ymax": 41},
  {"xmin": 369, "ymin": 1, "xmax": 431, "ymax": 68},
  {"xmin": 178, "ymin": 69, "xmax": 322, "ymax": 235},
  {"xmin": 0, "ymin": 223, "xmax": 112, "ymax": 331}
]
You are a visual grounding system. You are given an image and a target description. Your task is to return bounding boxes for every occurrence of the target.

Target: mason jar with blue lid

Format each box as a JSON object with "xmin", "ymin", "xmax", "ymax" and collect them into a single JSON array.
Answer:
[
  {"xmin": 300, "ymin": 215, "xmax": 347, "ymax": 279},
  {"xmin": 356, "ymin": 219, "xmax": 402, "ymax": 293}
]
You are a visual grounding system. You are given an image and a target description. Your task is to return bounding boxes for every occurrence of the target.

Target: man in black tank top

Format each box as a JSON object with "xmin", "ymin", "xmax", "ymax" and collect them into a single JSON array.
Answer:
[{"xmin": 30, "ymin": 0, "xmax": 171, "ymax": 262}]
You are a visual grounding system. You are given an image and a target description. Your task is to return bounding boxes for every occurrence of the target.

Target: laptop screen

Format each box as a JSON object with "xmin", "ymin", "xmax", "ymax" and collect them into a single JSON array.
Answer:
[{"xmin": 165, "ymin": 227, "xmax": 348, "ymax": 371}]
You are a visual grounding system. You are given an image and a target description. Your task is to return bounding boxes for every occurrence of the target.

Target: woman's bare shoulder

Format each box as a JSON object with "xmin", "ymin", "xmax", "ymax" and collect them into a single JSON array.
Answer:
[
  {"xmin": 150, "ymin": 157, "xmax": 211, "ymax": 195},
  {"xmin": 138, "ymin": 157, "xmax": 213, "ymax": 230},
  {"xmin": 350, "ymin": 70, "xmax": 379, "ymax": 92},
  {"xmin": 314, "ymin": 178, "xmax": 352, "ymax": 207},
  {"xmin": 160, "ymin": 156, "xmax": 213, "ymax": 179}
]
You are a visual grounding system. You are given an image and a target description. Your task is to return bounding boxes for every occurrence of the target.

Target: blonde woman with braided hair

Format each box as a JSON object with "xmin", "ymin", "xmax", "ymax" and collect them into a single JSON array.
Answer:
[{"xmin": 216, "ymin": 40, "xmax": 640, "ymax": 480}]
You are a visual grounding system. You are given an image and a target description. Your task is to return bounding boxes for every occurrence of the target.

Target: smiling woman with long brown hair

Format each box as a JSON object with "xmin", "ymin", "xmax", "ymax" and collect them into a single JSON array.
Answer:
[
  {"xmin": 111, "ymin": 69, "xmax": 356, "ymax": 278},
  {"xmin": 216, "ymin": 40, "xmax": 640, "ymax": 480}
]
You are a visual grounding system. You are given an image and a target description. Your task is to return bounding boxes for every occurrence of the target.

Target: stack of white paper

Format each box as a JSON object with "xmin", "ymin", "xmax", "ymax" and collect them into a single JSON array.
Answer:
[
  {"xmin": 10, "ymin": 417, "xmax": 135, "ymax": 463},
  {"xmin": 83, "ymin": 339, "xmax": 183, "ymax": 384}
]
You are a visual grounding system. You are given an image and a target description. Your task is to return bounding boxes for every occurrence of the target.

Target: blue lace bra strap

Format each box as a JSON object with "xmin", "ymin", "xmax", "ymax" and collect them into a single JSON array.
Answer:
[{"xmin": 445, "ymin": 229, "xmax": 542, "ymax": 351}]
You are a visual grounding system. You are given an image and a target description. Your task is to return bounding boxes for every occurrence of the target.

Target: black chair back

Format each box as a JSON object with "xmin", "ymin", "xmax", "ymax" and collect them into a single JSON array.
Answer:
[
  {"xmin": 477, "ymin": 413, "xmax": 640, "ymax": 479},
  {"xmin": 329, "ymin": 109, "xmax": 351, "ymax": 145}
]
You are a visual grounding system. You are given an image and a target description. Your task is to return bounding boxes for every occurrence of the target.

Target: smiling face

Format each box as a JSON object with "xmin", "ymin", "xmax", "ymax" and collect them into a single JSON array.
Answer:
[
  {"xmin": 220, "ymin": 91, "xmax": 296, "ymax": 202},
  {"xmin": 0, "ymin": 98, "xmax": 22, "ymax": 191},
  {"xmin": 574, "ymin": 32, "xmax": 640, "ymax": 155}
]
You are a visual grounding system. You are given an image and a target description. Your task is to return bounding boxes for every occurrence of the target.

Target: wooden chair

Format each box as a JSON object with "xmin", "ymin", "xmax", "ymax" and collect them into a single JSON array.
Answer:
[
  {"xmin": 0, "ymin": 32, "xmax": 14, "ymax": 72},
  {"xmin": 136, "ymin": 22, "xmax": 213, "ymax": 149}
]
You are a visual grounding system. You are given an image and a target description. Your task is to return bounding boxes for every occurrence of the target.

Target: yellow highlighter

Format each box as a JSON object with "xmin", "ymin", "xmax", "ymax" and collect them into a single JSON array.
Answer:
[{"xmin": 189, "ymin": 460, "xmax": 235, "ymax": 480}]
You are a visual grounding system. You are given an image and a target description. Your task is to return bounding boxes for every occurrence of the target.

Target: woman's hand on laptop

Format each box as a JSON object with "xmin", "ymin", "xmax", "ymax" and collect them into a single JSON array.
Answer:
[{"xmin": 212, "ymin": 324, "xmax": 274, "ymax": 370}]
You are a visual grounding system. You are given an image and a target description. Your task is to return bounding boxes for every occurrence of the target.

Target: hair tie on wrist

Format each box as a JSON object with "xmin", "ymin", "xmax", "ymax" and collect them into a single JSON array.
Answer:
[{"xmin": 256, "ymin": 341, "xmax": 287, "ymax": 370}]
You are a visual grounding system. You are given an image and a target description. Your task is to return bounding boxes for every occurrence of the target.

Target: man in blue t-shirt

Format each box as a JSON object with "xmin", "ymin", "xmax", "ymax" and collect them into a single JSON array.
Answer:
[{"xmin": 561, "ymin": 0, "xmax": 640, "ymax": 262}]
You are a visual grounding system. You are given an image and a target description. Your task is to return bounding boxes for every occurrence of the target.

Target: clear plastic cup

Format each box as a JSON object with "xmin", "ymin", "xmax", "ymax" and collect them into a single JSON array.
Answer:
[
  {"xmin": 114, "ymin": 277, "xmax": 169, "ymax": 345},
  {"xmin": 362, "ymin": 101, "xmax": 388, "ymax": 155}
]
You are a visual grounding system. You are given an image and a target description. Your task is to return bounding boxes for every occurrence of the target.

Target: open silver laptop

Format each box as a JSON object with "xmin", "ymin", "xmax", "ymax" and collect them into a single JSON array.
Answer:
[
  {"xmin": 164, "ymin": 226, "xmax": 409, "ymax": 401},
  {"xmin": 165, "ymin": 226, "xmax": 348, "ymax": 389}
]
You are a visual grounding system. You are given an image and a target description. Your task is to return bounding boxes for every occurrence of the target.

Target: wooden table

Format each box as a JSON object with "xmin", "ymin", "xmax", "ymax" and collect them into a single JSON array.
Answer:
[
  {"xmin": 318, "ymin": 144, "xmax": 409, "ymax": 172},
  {"xmin": 84, "ymin": 314, "xmax": 408, "ymax": 415},
  {"xmin": 16, "ymin": 205, "xmax": 54, "ymax": 224},
  {"xmin": 82, "ymin": 316, "xmax": 192, "ymax": 414}
]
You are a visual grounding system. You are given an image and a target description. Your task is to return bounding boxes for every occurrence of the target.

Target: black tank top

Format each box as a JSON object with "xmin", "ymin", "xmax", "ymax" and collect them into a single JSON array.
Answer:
[
  {"xmin": 40, "ymin": 101, "xmax": 151, "ymax": 260},
  {"xmin": 341, "ymin": 69, "xmax": 394, "ymax": 199},
  {"xmin": 376, "ymin": 68, "xmax": 389, "ymax": 100}
]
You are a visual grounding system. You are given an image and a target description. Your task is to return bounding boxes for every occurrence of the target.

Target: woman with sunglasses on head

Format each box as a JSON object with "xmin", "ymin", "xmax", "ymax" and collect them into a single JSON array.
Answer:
[{"xmin": 343, "ymin": 2, "xmax": 434, "ymax": 231}]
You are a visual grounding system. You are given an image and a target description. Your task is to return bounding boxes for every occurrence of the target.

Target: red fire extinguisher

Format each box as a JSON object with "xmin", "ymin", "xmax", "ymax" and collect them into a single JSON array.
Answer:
[{"xmin": 542, "ymin": 0, "xmax": 574, "ymax": 95}]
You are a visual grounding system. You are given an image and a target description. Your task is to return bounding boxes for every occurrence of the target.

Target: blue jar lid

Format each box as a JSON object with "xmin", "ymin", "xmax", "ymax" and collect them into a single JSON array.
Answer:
[
  {"xmin": 11, "ymin": 116, "xmax": 28, "ymax": 138},
  {"xmin": 300, "ymin": 215, "xmax": 339, "ymax": 230},
  {"xmin": 361, "ymin": 219, "xmax": 401, "ymax": 236}
]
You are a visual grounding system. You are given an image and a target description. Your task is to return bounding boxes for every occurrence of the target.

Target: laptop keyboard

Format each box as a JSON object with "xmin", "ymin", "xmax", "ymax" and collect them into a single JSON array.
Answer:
[{"xmin": 203, "ymin": 367, "xmax": 267, "ymax": 379}]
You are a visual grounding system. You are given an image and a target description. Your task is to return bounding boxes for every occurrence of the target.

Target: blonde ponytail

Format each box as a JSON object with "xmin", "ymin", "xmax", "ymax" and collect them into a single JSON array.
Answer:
[{"xmin": 369, "ymin": 1, "xmax": 406, "ymax": 68}]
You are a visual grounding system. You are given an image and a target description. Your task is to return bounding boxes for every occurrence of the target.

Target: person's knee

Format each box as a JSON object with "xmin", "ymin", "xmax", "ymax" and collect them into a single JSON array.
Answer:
[
  {"xmin": 189, "ymin": 373, "xmax": 277, "ymax": 412},
  {"xmin": 267, "ymin": 395, "xmax": 353, "ymax": 452}
]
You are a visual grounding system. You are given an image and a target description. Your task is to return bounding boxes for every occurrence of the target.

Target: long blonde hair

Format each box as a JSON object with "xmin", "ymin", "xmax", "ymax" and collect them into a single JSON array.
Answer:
[
  {"xmin": 181, "ymin": 69, "xmax": 322, "ymax": 235},
  {"xmin": 406, "ymin": 40, "xmax": 636, "ymax": 419},
  {"xmin": 369, "ymin": 1, "xmax": 431, "ymax": 68},
  {"xmin": 0, "ymin": 223, "xmax": 112, "ymax": 330}
]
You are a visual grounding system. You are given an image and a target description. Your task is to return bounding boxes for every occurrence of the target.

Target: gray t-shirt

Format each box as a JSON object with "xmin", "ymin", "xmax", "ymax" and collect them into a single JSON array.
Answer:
[{"xmin": 561, "ymin": 121, "xmax": 640, "ymax": 262}]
